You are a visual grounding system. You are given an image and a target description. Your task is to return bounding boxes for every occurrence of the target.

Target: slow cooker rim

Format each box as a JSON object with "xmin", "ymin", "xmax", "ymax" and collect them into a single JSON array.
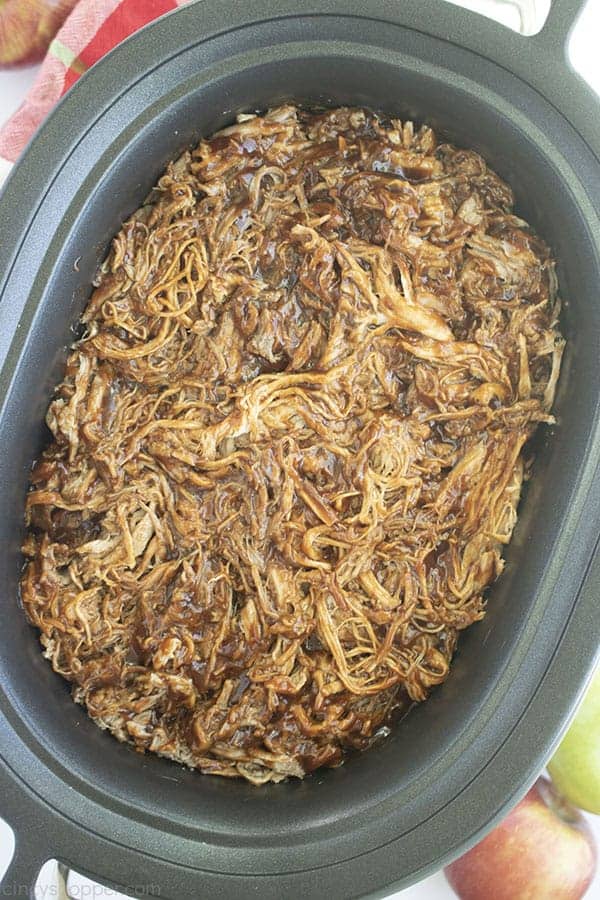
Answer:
[{"xmin": 0, "ymin": 2, "xmax": 599, "ymax": 898}]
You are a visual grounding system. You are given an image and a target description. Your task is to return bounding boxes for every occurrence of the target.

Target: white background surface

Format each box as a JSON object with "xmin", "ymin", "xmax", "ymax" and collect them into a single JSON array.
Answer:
[{"xmin": 0, "ymin": 2, "xmax": 599, "ymax": 898}]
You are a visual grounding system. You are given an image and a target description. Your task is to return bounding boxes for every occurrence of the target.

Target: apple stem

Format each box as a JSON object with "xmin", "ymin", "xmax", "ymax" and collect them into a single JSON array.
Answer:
[{"xmin": 539, "ymin": 776, "xmax": 581, "ymax": 826}]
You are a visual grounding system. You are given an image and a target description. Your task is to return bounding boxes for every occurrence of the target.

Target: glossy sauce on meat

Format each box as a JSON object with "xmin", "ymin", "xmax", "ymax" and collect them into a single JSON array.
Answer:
[{"xmin": 21, "ymin": 107, "xmax": 564, "ymax": 784}]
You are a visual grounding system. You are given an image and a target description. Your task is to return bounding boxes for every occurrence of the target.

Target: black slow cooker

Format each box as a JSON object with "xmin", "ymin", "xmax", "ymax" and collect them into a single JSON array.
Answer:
[{"xmin": 1, "ymin": 1, "xmax": 599, "ymax": 897}]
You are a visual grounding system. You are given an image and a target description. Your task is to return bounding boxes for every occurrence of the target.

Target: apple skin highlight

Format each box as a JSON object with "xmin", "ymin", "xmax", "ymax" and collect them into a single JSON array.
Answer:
[
  {"xmin": 0, "ymin": 0, "xmax": 77, "ymax": 67},
  {"xmin": 445, "ymin": 778, "xmax": 596, "ymax": 900}
]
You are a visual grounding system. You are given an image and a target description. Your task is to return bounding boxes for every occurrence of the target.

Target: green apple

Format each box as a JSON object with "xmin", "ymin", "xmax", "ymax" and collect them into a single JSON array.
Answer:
[{"xmin": 548, "ymin": 665, "xmax": 600, "ymax": 814}]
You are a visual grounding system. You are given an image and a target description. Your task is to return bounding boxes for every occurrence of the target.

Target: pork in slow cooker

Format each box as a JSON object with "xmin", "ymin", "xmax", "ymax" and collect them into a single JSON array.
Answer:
[{"xmin": 21, "ymin": 106, "xmax": 564, "ymax": 784}]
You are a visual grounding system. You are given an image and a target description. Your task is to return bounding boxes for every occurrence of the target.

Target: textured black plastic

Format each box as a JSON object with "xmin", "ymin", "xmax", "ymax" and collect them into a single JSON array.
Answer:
[{"xmin": 0, "ymin": 2, "xmax": 599, "ymax": 898}]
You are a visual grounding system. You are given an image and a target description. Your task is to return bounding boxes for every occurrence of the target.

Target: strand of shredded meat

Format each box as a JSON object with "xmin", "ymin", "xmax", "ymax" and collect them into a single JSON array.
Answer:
[{"xmin": 21, "ymin": 106, "xmax": 564, "ymax": 784}]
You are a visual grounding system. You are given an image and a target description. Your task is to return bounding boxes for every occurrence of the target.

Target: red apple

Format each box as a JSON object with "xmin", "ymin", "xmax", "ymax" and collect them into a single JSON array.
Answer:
[
  {"xmin": 444, "ymin": 777, "xmax": 597, "ymax": 900},
  {"xmin": 0, "ymin": 0, "xmax": 77, "ymax": 68}
]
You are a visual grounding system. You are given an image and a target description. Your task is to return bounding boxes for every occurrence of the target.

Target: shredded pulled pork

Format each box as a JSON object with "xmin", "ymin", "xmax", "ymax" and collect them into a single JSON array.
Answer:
[{"xmin": 21, "ymin": 106, "xmax": 564, "ymax": 784}]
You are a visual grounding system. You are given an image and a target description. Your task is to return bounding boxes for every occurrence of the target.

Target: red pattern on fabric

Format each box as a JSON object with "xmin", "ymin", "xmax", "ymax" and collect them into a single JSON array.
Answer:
[
  {"xmin": 63, "ymin": 0, "xmax": 176, "ymax": 91},
  {"xmin": 0, "ymin": 0, "xmax": 187, "ymax": 165},
  {"xmin": 63, "ymin": 65, "xmax": 82, "ymax": 93},
  {"xmin": 76, "ymin": 0, "xmax": 176, "ymax": 69}
]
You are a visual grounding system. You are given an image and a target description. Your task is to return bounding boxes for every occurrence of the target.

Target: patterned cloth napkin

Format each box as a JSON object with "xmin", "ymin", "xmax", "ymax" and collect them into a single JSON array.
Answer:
[{"xmin": 0, "ymin": 0, "xmax": 190, "ymax": 174}]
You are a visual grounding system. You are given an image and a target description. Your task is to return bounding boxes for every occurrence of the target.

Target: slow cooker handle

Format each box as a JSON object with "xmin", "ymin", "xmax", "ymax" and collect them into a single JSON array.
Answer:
[
  {"xmin": 1, "ymin": 845, "xmax": 46, "ymax": 900},
  {"xmin": 535, "ymin": 0, "xmax": 589, "ymax": 51},
  {"xmin": 0, "ymin": 763, "xmax": 55, "ymax": 900},
  {"xmin": 505, "ymin": 0, "xmax": 592, "ymax": 71},
  {"xmin": 539, "ymin": 0, "xmax": 588, "ymax": 37},
  {"xmin": 449, "ymin": 0, "xmax": 588, "ymax": 54},
  {"xmin": 411, "ymin": 0, "xmax": 600, "ymax": 158}
]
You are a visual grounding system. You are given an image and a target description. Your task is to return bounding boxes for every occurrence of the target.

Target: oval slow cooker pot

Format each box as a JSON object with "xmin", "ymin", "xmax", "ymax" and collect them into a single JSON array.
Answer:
[{"xmin": 1, "ymin": 1, "xmax": 600, "ymax": 897}]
